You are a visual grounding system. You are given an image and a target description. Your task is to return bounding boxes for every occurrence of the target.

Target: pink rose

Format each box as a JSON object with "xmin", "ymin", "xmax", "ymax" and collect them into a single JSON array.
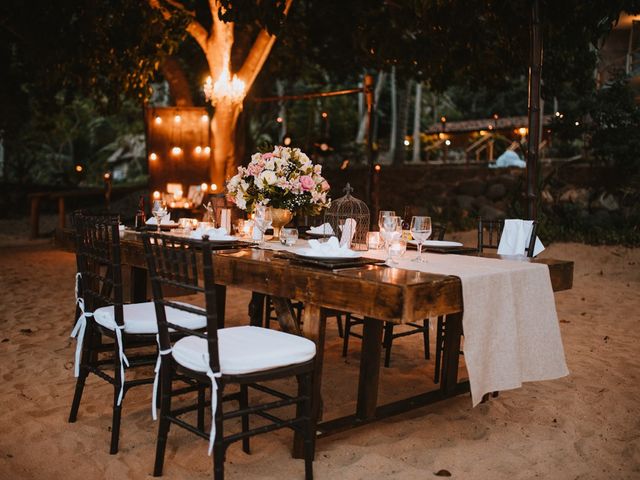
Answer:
[
  {"xmin": 262, "ymin": 152, "xmax": 274, "ymax": 159},
  {"xmin": 300, "ymin": 175, "xmax": 315, "ymax": 191},
  {"xmin": 321, "ymin": 180, "xmax": 330, "ymax": 191},
  {"xmin": 247, "ymin": 162, "xmax": 264, "ymax": 177}
]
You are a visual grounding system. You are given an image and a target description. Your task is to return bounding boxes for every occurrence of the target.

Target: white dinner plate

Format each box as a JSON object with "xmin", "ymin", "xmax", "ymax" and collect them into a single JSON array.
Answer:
[
  {"xmin": 189, "ymin": 232, "xmax": 239, "ymax": 241},
  {"xmin": 294, "ymin": 248, "xmax": 361, "ymax": 260},
  {"xmin": 408, "ymin": 240, "xmax": 464, "ymax": 248}
]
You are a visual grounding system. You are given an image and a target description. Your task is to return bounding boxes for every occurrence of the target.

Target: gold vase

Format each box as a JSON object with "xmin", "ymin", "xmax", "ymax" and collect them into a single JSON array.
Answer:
[{"xmin": 270, "ymin": 208, "xmax": 294, "ymax": 238}]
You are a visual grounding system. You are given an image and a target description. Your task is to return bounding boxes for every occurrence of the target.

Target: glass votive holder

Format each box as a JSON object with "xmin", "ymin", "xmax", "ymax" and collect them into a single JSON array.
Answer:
[
  {"xmin": 279, "ymin": 227, "xmax": 299, "ymax": 246},
  {"xmin": 388, "ymin": 239, "xmax": 407, "ymax": 264},
  {"xmin": 178, "ymin": 218, "xmax": 196, "ymax": 231},
  {"xmin": 367, "ymin": 231, "xmax": 382, "ymax": 250},
  {"xmin": 233, "ymin": 219, "xmax": 246, "ymax": 237}
]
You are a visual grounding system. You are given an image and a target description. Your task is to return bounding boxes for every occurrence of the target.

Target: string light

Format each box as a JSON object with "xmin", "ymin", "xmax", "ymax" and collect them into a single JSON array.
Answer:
[
  {"xmin": 171, "ymin": 146, "xmax": 182, "ymax": 156},
  {"xmin": 174, "ymin": 115, "xmax": 182, "ymax": 123},
  {"xmin": 194, "ymin": 146, "xmax": 202, "ymax": 155},
  {"xmin": 321, "ymin": 112, "xmax": 328, "ymax": 119},
  {"xmin": 75, "ymin": 165, "xmax": 83, "ymax": 172},
  {"xmin": 201, "ymin": 114, "xmax": 209, "ymax": 122},
  {"xmin": 518, "ymin": 127, "xmax": 528, "ymax": 136},
  {"xmin": 403, "ymin": 139, "xmax": 410, "ymax": 146},
  {"xmin": 153, "ymin": 191, "xmax": 161, "ymax": 200},
  {"xmin": 149, "ymin": 152, "xmax": 158, "ymax": 161},
  {"xmin": 201, "ymin": 183, "xmax": 208, "ymax": 192},
  {"xmin": 445, "ymin": 139, "xmax": 451, "ymax": 146},
  {"xmin": 154, "ymin": 116, "xmax": 162, "ymax": 125},
  {"xmin": 374, "ymin": 164, "xmax": 381, "ymax": 172},
  {"xmin": 210, "ymin": 183, "xmax": 218, "ymax": 191},
  {"xmin": 276, "ymin": 117, "xmax": 283, "ymax": 123},
  {"xmin": 204, "ymin": 146, "xmax": 211, "ymax": 155}
]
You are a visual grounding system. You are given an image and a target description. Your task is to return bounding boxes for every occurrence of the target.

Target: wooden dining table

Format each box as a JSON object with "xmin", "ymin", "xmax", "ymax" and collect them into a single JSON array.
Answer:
[{"xmin": 61, "ymin": 229, "xmax": 574, "ymax": 458}]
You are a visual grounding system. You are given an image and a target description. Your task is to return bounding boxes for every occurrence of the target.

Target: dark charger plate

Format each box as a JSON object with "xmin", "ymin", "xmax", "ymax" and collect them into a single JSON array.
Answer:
[{"xmin": 275, "ymin": 251, "xmax": 384, "ymax": 270}]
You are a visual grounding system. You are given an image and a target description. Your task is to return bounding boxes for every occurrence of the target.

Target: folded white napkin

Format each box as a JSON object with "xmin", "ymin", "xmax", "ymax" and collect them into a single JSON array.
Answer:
[
  {"xmin": 339, "ymin": 218, "xmax": 357, "ymax": 247},
  {"xmin": 497, "ymin": 219, "xmax": 544, "ymax": 257},
  {"xmin": 302, "ymin": 236, "xmax": 358, "ymax": 257},
  {"xmin": 146, "ymin": 213, "xmax": 172, "ymax": 225},
  {"xmin": 308, "ymin": 223, "xmax": 334, "ymax": 235},
  {"xmin": 190, "ymin": 227, "xmax": 230, "ymax": 240}
]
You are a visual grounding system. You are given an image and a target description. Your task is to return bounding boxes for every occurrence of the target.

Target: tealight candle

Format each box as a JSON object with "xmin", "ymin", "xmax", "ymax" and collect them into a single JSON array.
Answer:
[{"xmin": 367, "ymin": 231, "xmax": 381, "ymax": 249}]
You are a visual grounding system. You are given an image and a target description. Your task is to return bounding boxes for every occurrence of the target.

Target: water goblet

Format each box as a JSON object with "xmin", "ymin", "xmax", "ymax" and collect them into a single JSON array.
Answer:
[
  {"xmin": 279, "ymin": 227, "xmax": 299, "ymax": 246},
  {"xmin": 410, "ymin": 216, "xmax": 432, "ymax": 263},
  {"xmin": 151, "ymin": 200, "xmax": 168, "ymax": 233},
  {"xmin": 253, "ymin": 206, "xmax": 273, "ymax": 246}
]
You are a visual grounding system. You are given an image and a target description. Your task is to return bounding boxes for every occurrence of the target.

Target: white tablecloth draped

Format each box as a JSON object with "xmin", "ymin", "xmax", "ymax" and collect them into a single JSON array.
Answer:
[{"xmin": 259, "ymin": 240, "xmax": 569, "ymax": 406}]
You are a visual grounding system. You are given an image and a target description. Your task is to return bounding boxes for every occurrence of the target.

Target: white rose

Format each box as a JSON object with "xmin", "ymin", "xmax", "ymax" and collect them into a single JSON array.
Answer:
[
  {"xmin": 251, "ymin": 153, "xmax": 262, "ymax": 162},
  {"xmin": 264, "ymin": 159, "xmax": 275, "ymax": 170},
  {"xmin": 235, "ymin": 193, "xmax": 247, "ymax": 210},
  {"xmin": 258, "ymin": 170, "xmax": 278, "ymax": 186},
  {"xmin": 280, "ymin": 148, "xmax": 291, "ymax": 161}
]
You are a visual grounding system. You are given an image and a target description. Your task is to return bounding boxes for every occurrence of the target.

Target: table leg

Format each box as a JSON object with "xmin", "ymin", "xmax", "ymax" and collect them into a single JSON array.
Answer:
[
  {"xmin": 248, "ymin": 292, "xmax": 265, "ymax": 327},
  {"xmin": 440, "ymin": 312, "xmax": 463, "ymax": 397},
  {"xmin": 356, "ymin": 317, "xmax": 384, "ymax": 420},
  {"xmin": 130, "ymin": 266, "xmax": 148, "ymax": 303},
  {"xmin": 271, "ymin": 297, "xmax": 302, "ymax": 335},
  {"xmin": 293, "ymin": 303, "xmax": 326, "ymax": 459}
]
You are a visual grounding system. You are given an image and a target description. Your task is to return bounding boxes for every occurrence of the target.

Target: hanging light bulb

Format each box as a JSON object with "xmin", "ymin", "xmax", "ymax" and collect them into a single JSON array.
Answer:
[
  {"xmin": 154, "ymin": 116, "xmax": 162, "ymax": 125},
  {"xmin": 210, "ymin": 183, "xmax": 218, "ymax": 192},
  {"xmin": 174, "ymin": 115, "xmax": 182, "ymax": 123},
  {"xmin": 171, "ymin": 146, "xmax": 182, "ymax": 156},
  {"xmin": 194, "ymin": 146, "xmax": 202, "ymax": 155},
  {"xmin": 204, "ymin": 146, "xmax": 211, "ymax": 155},
  {"xmin": 201, "ymin": 183, "xmax": 208, "ymax": 192},
  {"xmin": 153, "ymin": 191, "xmax": 161, "ymax": 200},
  {"xmin": 201, "ymin": 114, "xmax": 209, "ymax": 122},
  {"xmin": 149, "ymin": 152, "xmax": 158, "ymax": 161}
]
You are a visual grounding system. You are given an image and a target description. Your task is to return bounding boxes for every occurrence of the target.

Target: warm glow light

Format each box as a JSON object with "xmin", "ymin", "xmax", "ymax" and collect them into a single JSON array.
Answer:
[
  {"xmin": 488, "ymin": 125, "xmax": 494, "ymax": 130},
  {"xmin": 374, "ymin": 164, "xmax": 381, "ymax": 172},
  {"xmin": 555, "ymin": 111, "xmax": 561, "ymax": 117},
  {"xmin": 320, "ymin": 143, "xmax": 329, "ymax": 152},
  {"xmin": 203, "ymin": 57, "xmax": 246, "ymax": 106},
  {"xmin": 340, "ymin": 159, "xmax": 350, "ymax": 170},
  {"xmin": 201, "ymin": 114, "xmax": 209, "ymax": 122},
  {"xmin": 154, "ymin": 116, "xmax": 162, "ymax": 125},
  {"xmin": 276, "ymin": 116, "xmax": 283, "ymax": 123},
  {"xmin": 575, "ymin": 121, "xmax": 580, "ymax": 126},
  {"xmin": 174, "ymin": 115, "xmax": 181, "ymax": 123},
  {"xmin": 104, "ymin": 172, "xmax": 111, "ymax": 180},
  {"xmin": 440, "ymin": 116, "xmax": 447, "ymax": 123},
  {"xmin": 204, "ymin": 146, "xmax": 211, "ymax": 155},
  {"xmin": 75, "ymin": 165, "xmax": 83, "ymax": 172},
  {"xmin": 403, "ymin": 139, "xmax": 411, "ymax": 146},
  {"xmin": 194, "ymin": 146, "xmax": 202, "ymax": 155},
  {"xmin": 438, "ymin": 133, "xmax": 445, "ymax": 140},
  {"xmin": 321, "ymin": 112, "xmax": 328, "ymax": 119},
  {"xmin": 171, "ymin": 146, "xmax": 182, "ymax": 156},
  {"xmin": 445, "ymin": 139, "xmax": 452, "ymax": 146},
  {"xmin": 153, "ymin": 191, "xmax": 161, "ymax": 200},
  {"xmin": 170, "ymin": 202, "xmax": 176, "ymax": 208},
  {"xmin": 479, "ymin": 130, "xmax": 487, "ymax": 136},
  {"xmin": 518, "ymin": 127, "xmax": 528, "ymax": 136},
  {"xmin": 210, "ymin": 183, "xmax": 218, "ymax": 191},
  {"xmin": 283, "ymin": 135, "xmax": 292, "ymax": 146},
  {"xmin": 149, "ymin": 152, "xmax": 158, "ymax": 161},
  {"xmin": 201, "ymin": 183, "xmax": 208, "ymax": 191},
  {"xmin": 184, "ymin": 202, "xmax": 190, "ymax": 208}
]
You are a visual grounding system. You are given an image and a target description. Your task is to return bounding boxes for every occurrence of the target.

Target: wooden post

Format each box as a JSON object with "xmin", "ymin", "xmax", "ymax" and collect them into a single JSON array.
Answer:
[
  {"xmin": 526, "ymin": 0, "xmax": 542, "ymax": 220},
  {"xmin": 356, "ymin": 317, "xmax": 384, "ymax": 419},
  {"xmin": 364, "ymin": 74, "xmax": 376, "ymax": 209},
  {"xmin": 29, "ymin": 196, "xmax": 41, "ymax": 239},
  {"xmin": 58, "ymin": 197, "xmax": 66, "ymax": 231}
]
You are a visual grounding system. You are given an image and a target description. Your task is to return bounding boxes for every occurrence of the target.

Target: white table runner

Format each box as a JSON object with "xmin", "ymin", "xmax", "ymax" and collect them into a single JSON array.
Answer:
[{"xmin": 259, "ymin": 240, "xmax": 569, "ymax": 405}]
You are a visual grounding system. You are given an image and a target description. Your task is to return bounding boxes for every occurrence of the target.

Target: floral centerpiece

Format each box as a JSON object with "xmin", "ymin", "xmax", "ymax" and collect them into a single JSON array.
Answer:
[{"xmin": 226, "ymin": 146, "xmax": 330, "ymax": 216}]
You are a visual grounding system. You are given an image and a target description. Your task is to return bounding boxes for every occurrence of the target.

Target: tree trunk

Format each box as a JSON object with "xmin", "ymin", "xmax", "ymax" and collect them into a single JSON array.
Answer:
[
  {"xmin": 160, "ymin": 56, "xmax": 193, "ymax": 106},
  {"xmin": 387, "ymin": 67, "xmax": 398, "ymax": 163},
  {"xmin": 393, "ymin": 78, "xmax": 412, "ymax": 166},
  {"xmin": 356, "ymin": 71, "xmax": 385, "ymax": 143},
  {"xmin": 211, "ymin": 103, "xmax": 242, "ymax": 188}
]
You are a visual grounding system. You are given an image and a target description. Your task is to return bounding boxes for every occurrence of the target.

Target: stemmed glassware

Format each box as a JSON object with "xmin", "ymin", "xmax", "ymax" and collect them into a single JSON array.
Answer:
[
  {"xmin": 410, "ymin": 216, "xmax": 432, "ymax": 263},
  {"xmin": 151, "ymin": 200, "xmax": 168, "ymax": 233},
  {"xmin": 378, "ymin": 210, "xmax": 396, "ymax": 248},
  {"xmin": 253, "ymin": 205, "xmax": 273, "ymax": 246},
  {"xmin": 381, "ymin": 215, "xmax": 402, "ymax": 263}
]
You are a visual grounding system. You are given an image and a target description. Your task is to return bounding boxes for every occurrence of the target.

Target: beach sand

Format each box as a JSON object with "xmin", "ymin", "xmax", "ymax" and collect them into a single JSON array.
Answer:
[{"xmin": 0, "ymin": 226, "xmax": 639, "ymax": 479}]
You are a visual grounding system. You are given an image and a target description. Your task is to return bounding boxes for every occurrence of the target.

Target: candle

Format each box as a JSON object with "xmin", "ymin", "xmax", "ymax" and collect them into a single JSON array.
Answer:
[
  {"xmin": 367, "ymin": 231, "xmax": 381, "ymax": 249},
  {"xmin": 220, "ymin": 208, "xmax": 231, "ymax": 233}
]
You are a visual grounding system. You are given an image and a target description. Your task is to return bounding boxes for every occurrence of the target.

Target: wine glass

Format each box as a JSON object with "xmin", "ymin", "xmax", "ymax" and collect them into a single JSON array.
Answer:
[
  {"xmin": 410, "ymin": 216, "xmax": 432, "ymax": 263},
  {"xmin": 253, "ymin": 206, "xmax": 273, "ymax": 246},
  {"xmin": 378, "ymin": 210, "xmax": 396, "ymax": 249},
  {"xmin": 151, "ymin": 200, "xmax": 168, "ymax": 233}
]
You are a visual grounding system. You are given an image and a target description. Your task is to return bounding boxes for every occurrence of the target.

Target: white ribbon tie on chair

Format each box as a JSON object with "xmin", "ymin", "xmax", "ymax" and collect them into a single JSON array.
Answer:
[
  {"xmin": 71, "ymin": 273, "xmax": 93, "ymax": 378},
  {"xmin": 70, "ymin": 273, "xmax": 129, "ymax": 405},
  {"xmin": 204, "ymin": 356, "xmax": 222, "ymax": 456},
  {"xmin": 152, "ymin": 335, "xmax": 172, "ymax": 421}
]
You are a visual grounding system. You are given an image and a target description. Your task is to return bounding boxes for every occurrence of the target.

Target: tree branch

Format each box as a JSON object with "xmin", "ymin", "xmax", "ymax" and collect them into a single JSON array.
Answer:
[
  {"xmin": 148, "ymin": 0, "xmax": 209, "ymax": 52},
  {"xmin": 238, "ymin": 0, "xmax": 293, "ymax": 93}
]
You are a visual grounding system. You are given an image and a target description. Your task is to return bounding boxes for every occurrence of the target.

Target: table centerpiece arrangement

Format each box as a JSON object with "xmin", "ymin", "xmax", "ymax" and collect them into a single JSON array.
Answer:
[{"xmin": 226, "ymin": 146, "xmax": 331, "ymax": 237}]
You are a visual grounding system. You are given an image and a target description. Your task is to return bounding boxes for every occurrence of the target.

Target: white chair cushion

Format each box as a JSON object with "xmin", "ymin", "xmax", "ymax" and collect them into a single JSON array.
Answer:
[
  {"xmin": 172, "ymin": 326, "xmax": 316, "ymax": 375},
  {"xmin": 93, "ymin": 301, "xmax": 206, "ymax": 335}
]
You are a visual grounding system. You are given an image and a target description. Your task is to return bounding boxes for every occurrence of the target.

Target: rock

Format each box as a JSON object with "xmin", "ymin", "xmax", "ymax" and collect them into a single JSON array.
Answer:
[
  {"xmin": 455, "ymin": 195, "xmax": 476, "ymax": 211},
  {"xmin": 590, "ymin": 192, "xmax": 620, "ymax": 212},
  {"xmin": 473, "ymin": 195, "xmax": 490, "ymax": 208},
  {"xmin": 485, "ymin": 183, "xmax": 507, "ymax": 201},
  {"xmin": 479, "ymin": 204, "xmax": 506, "ymax": 221},
  {"xmin": 558, "ymin": 187, "xmax": 590, "ymax": 209},
  {"xmin": 457, "ymin": 179, "xmax": 485, "ymax": 197},
  {"xmin": 496, "ymin": 174, "xmax": 520, "ymax": 191},
  {"xmin": 587, "ymin": 209, "xmax": 612, "ymax": 227},
  {"xmin": 541, "ymin": 189, "xmax": 554, "ymax": 204}
]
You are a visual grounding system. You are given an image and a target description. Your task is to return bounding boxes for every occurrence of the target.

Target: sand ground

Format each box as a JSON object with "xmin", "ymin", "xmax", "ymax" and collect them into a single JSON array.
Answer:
[{"xmin": 0, "ymin": 220, "xmax": 639, "ymax": 479}]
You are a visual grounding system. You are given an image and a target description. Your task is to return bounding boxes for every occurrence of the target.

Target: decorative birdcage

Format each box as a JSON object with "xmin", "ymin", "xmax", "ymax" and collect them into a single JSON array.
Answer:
[{"xmin": 324, "ymin": 183, "xmax": 370, "ymax": 251}]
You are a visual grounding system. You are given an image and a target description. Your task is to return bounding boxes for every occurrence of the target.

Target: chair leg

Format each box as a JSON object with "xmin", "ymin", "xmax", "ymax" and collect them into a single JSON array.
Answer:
[
  {"xmin": 153, "ymin": 365, "xmax": 173, "ymax": 477},
  {"xmin": 240, "ymin": 384, "xmax": 250, "ymax": 454},
  {"xmin": 197, "ymin": 384, "xmax": 206, "ymax": 432},
  {"xmin": 213, "ymin": 387, "xmax": 225, "ymax": 480},
  {"xmin": 423, "ymin": 318, "xmax": 430, "ymax": 360},
  {"xmin": 336, "ymin": 314, "xmax": 344, "ymax": 338},
  {"xmin": 383, "ymin": 322, "xmax": 394, "ymax": 368},
  {"xmin": 68, "ymin": 324, "xmax": 94, "ymax": 423},
  {"xmin": 434, "ymin": 316, "xmax": 444, "ymax": 384},
  {"xmin": 342, "ymin": 314, "xmax": 352, "ymax": 357},
  {"xmin": 298, "ymin": 373, "xmax": 314, "ymax": 480},
  {"xmin": 110, "ymin": 342, "xmax": 123, "ymax": 455}
]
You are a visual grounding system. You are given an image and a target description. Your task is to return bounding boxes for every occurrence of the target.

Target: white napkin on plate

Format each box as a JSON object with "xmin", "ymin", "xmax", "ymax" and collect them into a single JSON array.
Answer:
[
  {"xmin": 303, "ymin": 236, "xmax": 358, "ymax": 257},
  {"xmin": 339, "ymin": 218, "xmax": 357, "ymax": 247},
  {"xmin": 497, "ymin": 219, "xmax": 544, "ymax": 257},
  {"xmin": 308, "ymin": 223, "xmax": 334, "ymax": 235},
  {"xmin": 190, "ymin": 227, "xmax": 230, "ymax": 240},
  {"xmin": 146, "ymin": 213, "xmax": 172, "ymax": 225}
]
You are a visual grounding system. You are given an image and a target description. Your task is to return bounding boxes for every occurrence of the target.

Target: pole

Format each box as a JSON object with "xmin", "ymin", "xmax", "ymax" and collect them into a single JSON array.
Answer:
[
  {"xmin": 364, "ymin": 74, "xmax": 376, "ymax": 208},
  {"xmin": 526, "ymin": 0, "xmax": 542, "ymax": 220}
]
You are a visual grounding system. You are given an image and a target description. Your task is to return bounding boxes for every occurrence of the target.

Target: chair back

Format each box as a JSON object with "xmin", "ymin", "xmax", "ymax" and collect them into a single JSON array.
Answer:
[
  {"xmin": 477, "ymin": 218, "xmax": 537, "ymax": 257},
  {"xmin": 74, "ymin": 213, "xmax": 125, "ymax": 325},
  {"xmin": 142, "ymin": 233, "xmax": 221, "ymax": 374}
]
